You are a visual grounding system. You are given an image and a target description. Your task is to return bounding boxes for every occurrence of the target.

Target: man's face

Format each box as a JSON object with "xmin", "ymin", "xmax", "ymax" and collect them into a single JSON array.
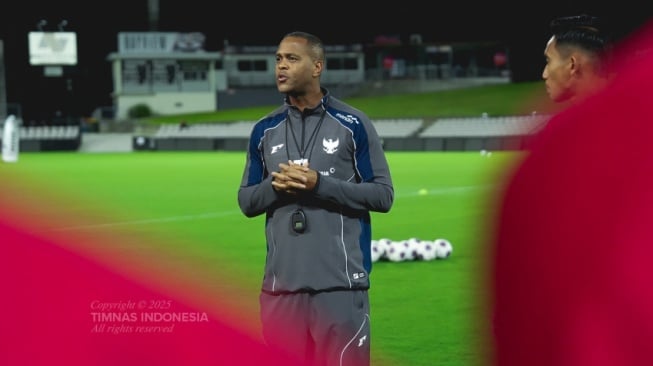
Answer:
[
  {"xmin": 542, "ymin": 36, "xmax": 574, "ymax": 103},
  {"xmin": 275, "ymin": 36, "xmax": 320, "ymax": 95}
]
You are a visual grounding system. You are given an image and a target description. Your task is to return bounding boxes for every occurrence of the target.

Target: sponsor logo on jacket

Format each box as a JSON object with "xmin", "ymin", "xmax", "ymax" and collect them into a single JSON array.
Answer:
[
  {"xmin": 270, "ymin": 143, "xmax": 284, "ymax": 154},
  {"xmin": 335, "ymin": 113, "xmax": 360, "ymax": 124}
]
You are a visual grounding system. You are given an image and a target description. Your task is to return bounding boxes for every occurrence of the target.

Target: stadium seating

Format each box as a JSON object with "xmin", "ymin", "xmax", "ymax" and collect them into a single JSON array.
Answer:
[
  {"xmin": 372, "ymin": 119, "xmax": 423, "ymax": 138},
  {"xmin": 154, "ymin": 121, "xmax": 256, "ymax": 138},
  {"xmin": 3, "ymin": 116, "xmax": 551, "ymax": 152},
  {"xmin": 135, "ymin": 116, "xmax": 550, "ymax": 152},
  {"xmin": 0, "ymin": 125, "xmax": 82, "ymax": 151},
  {"xmin": 153, "ymin": 119, "xmax": 425, "ymax": 139},
  {"xmin": 419, "ymin": 115, "xmax": 549, "ymax": 138},
  {"xmin": 416, "ymin": 114, "xmax": 550, "ymax": 151}
]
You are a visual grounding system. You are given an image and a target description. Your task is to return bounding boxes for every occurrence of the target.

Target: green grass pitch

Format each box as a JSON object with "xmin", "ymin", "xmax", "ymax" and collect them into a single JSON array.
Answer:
[{"xmin": 1, "ymin": 150, "xmax": 524, "ymax": 365}]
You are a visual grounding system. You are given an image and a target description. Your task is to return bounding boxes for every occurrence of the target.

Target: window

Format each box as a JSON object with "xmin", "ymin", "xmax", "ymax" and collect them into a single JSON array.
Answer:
[
  {"xmin": 326, "ymin": 57, "xmax": 358, "ymax": 70},
  {"xmin": 179, "ymin": 60, "xmax": 208, "ymax": 81},
  {"xmin": 237, "ymin": 59, "xmax": 267, "ymax": 72},
  {"xmin": 122, "ymin": 60, "xmax": 151, "ymax": 93}
]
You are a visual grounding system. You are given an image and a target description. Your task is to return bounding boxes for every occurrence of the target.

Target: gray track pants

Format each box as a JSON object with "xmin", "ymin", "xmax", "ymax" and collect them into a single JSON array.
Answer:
[{"xmin": 259, "ymin": 290, "xmax": 370, "ymax": 366}]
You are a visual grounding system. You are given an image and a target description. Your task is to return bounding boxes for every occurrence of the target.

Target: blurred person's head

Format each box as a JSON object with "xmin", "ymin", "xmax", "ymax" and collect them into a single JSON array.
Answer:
[{"xmin": 542, "ymin": 14, "xmax": 613, "ymax": 103}]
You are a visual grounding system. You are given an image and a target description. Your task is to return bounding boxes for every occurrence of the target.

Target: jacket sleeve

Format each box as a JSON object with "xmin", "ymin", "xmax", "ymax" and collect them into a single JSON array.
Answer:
[{"xmin": 237, "ymin": 134, "xmax": 279, "ymax": 218}]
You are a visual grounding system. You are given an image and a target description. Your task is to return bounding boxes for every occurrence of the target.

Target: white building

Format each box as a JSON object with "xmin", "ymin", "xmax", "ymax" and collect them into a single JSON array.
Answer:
[{"xmin": 107, "ymin": 32, "xmax": 224, "ymax": 119}]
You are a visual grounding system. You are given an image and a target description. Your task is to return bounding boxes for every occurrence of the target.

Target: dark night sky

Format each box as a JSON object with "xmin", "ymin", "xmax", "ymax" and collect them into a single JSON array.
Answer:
[{"xmin": 0, "ymin": 1, "xmax": 650, "ymax": 121}]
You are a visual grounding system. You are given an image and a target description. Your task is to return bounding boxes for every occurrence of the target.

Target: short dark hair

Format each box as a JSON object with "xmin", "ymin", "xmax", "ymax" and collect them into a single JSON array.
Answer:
[
  {"xmin": 283, "ymin": 31, "xmax": 325, "ymax": 61},
  {"xmin": 550, "ymin": 14, "xmax": 613, "ymax": 74}
]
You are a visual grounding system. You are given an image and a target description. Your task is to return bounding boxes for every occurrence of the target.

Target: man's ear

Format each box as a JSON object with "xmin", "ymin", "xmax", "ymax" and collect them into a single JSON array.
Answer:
[
  {"xmin": 313, "ymin": 59, "xmax": 323, "ymax": 78},
  {"xmin": 569, "ymin": 53, "xmax": 583, "ymax": 77}
]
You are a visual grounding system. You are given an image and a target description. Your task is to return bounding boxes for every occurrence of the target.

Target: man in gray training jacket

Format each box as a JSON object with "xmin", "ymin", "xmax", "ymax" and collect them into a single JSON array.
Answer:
[{"xmin": 237, "ymin": 31, "xmax": 394, "ymax": 366}]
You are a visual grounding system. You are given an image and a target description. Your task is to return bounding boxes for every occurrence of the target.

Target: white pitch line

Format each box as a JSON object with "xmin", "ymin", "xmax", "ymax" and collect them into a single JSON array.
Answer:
[
  {"xmin": 54, "ymin": 185, "xmax": 495, "ymax": 231},
  {"xmin": 53, "ymin": 210, "xmax": 242, "ymax": 231}
]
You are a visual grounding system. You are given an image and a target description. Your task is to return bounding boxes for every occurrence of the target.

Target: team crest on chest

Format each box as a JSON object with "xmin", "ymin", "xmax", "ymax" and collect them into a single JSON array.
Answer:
[{"xmin": 322, "ymin": 138, "xmax": 339, "ymax": 154}]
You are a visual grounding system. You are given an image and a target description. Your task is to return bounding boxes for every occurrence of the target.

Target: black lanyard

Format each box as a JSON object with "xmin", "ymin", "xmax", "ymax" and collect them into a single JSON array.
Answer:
[{"xmin": 286, "ymin": 107, "xmax": 327, "ymax": 163}]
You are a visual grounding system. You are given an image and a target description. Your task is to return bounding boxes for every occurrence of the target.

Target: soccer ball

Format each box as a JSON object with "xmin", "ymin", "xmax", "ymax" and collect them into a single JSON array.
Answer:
[
  {"xmin": 416, "ymin": 240, "xmax": 437, "ymax": 261},
  {"xmin": 370, "ymin": 240, "xmax": 384, "ymax": 262},
  {"xmin": 434, "ymin": 238, "xmax": 453, "ymax": 259},
  {"xmin": 385, "ymin": 240, "xmax": 410, "ymax": 262},
  {"xmin": 373, "ymin": 238, "xmax": 392, "ymax": 262},
  {"xmin": 405, "ymin": 237, "xmax": 423, "ymax": 261}
]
